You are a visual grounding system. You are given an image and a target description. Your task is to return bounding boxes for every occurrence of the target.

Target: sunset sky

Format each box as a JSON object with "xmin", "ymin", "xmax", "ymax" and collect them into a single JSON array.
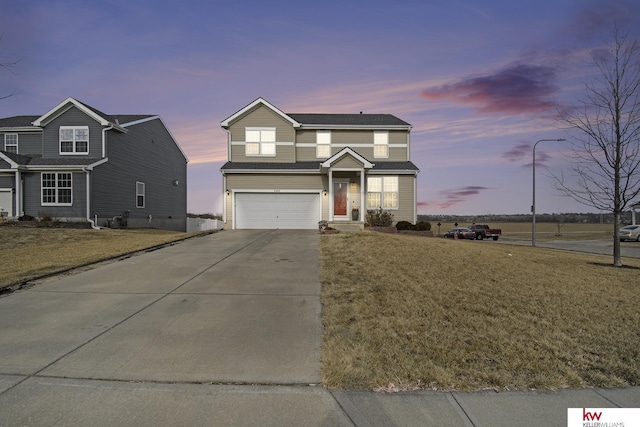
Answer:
[{"xmin": 2, "ymin": 0, "xmax": 639, "ymax": 215}]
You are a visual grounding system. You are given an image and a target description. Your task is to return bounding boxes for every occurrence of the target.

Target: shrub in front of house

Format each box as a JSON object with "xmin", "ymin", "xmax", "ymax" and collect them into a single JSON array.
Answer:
[
  {"xmin": 395, "ymin": 221, "xmax": 414, "ymax": 231},
  {"xmin": 415, "ymin": 221, "xmax": 431, "ymax": 231},
  {"xmin": 366, "ymin": 208, "xmax": 394, "ymax": 227}
]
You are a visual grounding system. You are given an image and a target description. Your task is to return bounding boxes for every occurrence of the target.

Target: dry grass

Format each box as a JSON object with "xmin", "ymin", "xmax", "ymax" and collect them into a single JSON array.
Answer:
[
  {"xmin": 0, "ymin": 227, "xmax": 208, "ymax": 288},
  {"xmin": 320, "ymin": 231, "xmax": 640, "ymax": 392}
]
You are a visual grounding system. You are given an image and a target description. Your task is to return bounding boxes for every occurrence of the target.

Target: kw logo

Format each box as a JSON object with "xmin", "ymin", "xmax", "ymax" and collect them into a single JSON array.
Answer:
[{"xmin": 583, "ymin": 408, "xmax": 603, "ymax": 421}]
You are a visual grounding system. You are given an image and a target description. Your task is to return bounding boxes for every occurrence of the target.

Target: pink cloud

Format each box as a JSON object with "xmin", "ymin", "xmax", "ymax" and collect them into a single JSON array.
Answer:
[
  {"xmin": 421, "ymin": 63, "xmax": 559, "ymax": 115},
  {"xmin": 422, "ymin": 186, "xmax": 492, "ymax": 209},
  {"xmin": 502, "ymin": 142, "xmax": 553, "ymax": 168}
]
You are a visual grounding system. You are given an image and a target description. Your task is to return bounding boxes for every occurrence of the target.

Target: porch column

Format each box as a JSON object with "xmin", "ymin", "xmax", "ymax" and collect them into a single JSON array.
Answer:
[
  {"xmin": 633, "ymin": 206, "xmax": 638, "ymax": 225},
  {"xmin": 328, "ymin": 169, "xmax": 333, "ymax": 221},
  {"xmin": 360, "ymin": 170, "xmax": 365, "ymax": 221}
]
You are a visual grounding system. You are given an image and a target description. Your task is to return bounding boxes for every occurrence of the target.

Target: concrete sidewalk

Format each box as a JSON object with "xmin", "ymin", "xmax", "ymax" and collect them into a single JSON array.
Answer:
[{"xmin": 0, "ymin": 230, "xmax": 638, "ymax": 426}]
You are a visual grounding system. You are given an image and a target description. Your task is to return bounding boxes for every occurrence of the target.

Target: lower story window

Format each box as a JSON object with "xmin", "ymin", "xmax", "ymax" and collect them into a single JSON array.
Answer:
[
  {"xmin": 367, "ymin": 176, "xmax": 398, "ymax": 209},
  {"xmin": 136, "ymin": 181, "xmax": 145, "ymax": 208},
  {"xmin": 41, "ymin": 172, "xmax": 72, "ymax": 206}
]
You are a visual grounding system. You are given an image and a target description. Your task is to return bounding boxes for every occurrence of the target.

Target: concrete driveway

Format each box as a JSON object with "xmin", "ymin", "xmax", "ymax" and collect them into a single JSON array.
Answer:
[{"xmin": 0, "ymin": 230, "xmax": 354, "ymax": 425}]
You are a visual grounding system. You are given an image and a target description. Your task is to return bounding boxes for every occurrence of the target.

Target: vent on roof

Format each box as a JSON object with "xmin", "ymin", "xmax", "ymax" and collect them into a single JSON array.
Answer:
[{"xmin": 115, "ymin": 119, "xmax": 120, "ymax": 125}]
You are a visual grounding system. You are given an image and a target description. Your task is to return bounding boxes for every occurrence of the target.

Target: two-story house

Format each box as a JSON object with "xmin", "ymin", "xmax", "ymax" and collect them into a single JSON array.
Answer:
[
  {"xmin": 220, "ymin": 98, "xmax": 419, "ymax": 230},
  {"xmin": 0, "ymin": 97, "xmax": 188, "ymax": 231}
]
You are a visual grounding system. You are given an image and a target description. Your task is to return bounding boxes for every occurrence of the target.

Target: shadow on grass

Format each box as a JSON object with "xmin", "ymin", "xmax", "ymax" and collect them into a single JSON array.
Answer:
[{"xmin": 588, "ymin": 262, "xmax": 640, "ymax": 270}]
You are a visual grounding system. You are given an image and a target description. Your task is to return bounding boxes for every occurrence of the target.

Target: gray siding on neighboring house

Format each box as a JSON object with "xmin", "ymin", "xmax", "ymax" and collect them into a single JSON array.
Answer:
[
  {"xmin": 91, "ymin": 118, "xmax": 187, "ymax": 230},
  {"xmin": 42, "ymin": 107, "xmax": 104, "ymax": 158},
  {"xmin": 0, "ymin": 131, "xmax": 42, "ymax": 155},
  {"xmin": 22, "ymin": 171, "xmax": 87, "ymax": 220},
  {"xmin": 229, "ymin": 104, "xmax": 296, "ymax": 163}
]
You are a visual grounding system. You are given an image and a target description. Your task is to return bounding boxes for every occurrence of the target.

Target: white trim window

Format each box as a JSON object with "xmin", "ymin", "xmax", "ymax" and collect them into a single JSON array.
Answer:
[
  {"xmin": 4, "ymin": 134, "xmax": 18, "ymax": 153},
  {"xmin": 59, "ymin": 126, "xmax": 89, "ymax": 154},
  {"xmin": 373, "ymin": 131, "xmax": 389, "ymax": 158},
  {"xmin": 367, "ymin": 176, "xmax": 398, "ymax": 209},
  {"xmin": 245, "ymin": 127, "xmax": 276, "ymax": 156},
  {"xmin": 136, "ymin": 181, "xmax": 145, "ymax": 208},
  {"xmin": 316, "ymin": 130, "xmax": 331, "ymax": 158},
  {"xmin": 41, "ymin": 172, "xmax": 72, "ymax": 206}
]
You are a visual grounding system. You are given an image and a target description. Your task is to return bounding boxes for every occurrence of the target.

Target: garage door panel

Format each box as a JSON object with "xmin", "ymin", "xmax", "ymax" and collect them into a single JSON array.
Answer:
[{"xmin": 235, "ymin": 193, "xmax": 320, "ymax": 229}]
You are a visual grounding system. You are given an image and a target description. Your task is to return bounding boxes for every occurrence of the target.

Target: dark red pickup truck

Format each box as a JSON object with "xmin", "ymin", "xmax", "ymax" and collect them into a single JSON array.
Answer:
[{"xmin": 467, "ymin": 224, "xmax": 502, "ymax": 240}]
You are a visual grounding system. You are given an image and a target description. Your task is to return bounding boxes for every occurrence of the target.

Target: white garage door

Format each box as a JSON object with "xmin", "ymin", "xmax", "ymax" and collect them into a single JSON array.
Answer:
[
  {"xmin": 235, "ymin": 192, "xmax": 320, "ymax": 229},
  {"xmin": 0, "ymin": 189, "xmax": 12, "ymax": 217}
]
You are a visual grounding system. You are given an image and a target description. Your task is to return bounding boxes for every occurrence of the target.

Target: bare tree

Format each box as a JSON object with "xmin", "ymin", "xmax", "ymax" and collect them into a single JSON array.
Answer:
[
  {"xmin": 555, "ymin": 30, "xmax": 640, "ymax": 267},
  {"xmin": 1, "ymin": 35, "xmax": 20, "ymax": 100}
]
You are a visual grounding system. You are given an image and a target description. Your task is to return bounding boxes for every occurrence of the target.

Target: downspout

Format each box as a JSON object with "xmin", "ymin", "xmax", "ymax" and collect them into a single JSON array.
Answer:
[
  {"xmin": 83, "ymin": 167, "xmax": 100, "ymax": 229},
  {"xmin": 101, "ymin": 125, "xmax": 114, "ymax": 158}
]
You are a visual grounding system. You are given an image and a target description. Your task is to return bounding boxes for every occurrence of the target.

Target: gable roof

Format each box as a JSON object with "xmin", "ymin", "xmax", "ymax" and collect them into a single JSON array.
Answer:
[
  {"xmin": 31, "ymin": 97, "xmax": 127, "ymax": 132},
  {"xmin": 221, "ymin": 98, "xmax": 412, "ymax": 130},
  {"xmin": 221, "ymin": 97, "xmax": 301, "ymax": 128},
  {"xmin": 321, "ymin": 147, "xmax": 374, "ymax": 169},
  {"xmin": 0, "ymin": 115, "xmax": 41, "ymax": 129}
]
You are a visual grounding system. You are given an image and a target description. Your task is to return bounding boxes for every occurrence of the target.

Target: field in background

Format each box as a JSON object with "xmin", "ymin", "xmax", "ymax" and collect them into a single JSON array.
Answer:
[{"xmin": 432, "ymin": 222, "xmax": 614, "ymax": 241}]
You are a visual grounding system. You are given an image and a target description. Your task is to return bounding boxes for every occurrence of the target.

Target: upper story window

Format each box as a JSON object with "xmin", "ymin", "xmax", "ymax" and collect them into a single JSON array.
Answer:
[
  {"xmin": 60, "ymin": 126, "xmax": 89, "ymax": 155},
  {"xmin": 316, "ymin": 130, "xmax": 331, "ymax": 158},
  {"xmin": 4, "ymin": 134, "xmax": 18, "ymax": 153},
  {"xmin": 245, "ymin": 127, "xmax": 276, "ymax": 156},
  {"xmin": 367, "ymin": 176, "xmax": 398, "ymax": 209},
  {"xmin": 374, "ymin": 131, "xmax": 389, "ymax": 158},
  {"xmin": 41, "ymin": 172, "xmax": 72, "ymax": 206}
]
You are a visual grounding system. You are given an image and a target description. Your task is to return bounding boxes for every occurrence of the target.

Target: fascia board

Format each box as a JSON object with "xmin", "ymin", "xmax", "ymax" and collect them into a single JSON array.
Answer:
[
  {"xmin": 298, "ymin": 124, "xmax": 412, "ymax": 131},
  {"xmin": 0, "ymin": 152, "xmax": 19, "ymax": 168},
  {"xmin": 321, "ymin": 147, "xmax": 374, "ymax": 169},
  {"xmin": 32, "ymin": 97, "xmax": 127, "ymax": 132},
  {"xmin": 0, "ymin": 127, "xmax": 41, "ymax": 132},
  {"xmin": 220, "ymin": 97, "xmax": 301, "ymax": 128},
  {"xmin": 220, "ymin": 168, "xmax": 320, "ymax": 174}
]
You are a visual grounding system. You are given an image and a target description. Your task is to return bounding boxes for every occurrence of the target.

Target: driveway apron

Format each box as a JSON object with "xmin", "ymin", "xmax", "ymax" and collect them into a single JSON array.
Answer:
[{"xmin": 0, "ymin": 230, "xmax": 322, "ymax": 385}]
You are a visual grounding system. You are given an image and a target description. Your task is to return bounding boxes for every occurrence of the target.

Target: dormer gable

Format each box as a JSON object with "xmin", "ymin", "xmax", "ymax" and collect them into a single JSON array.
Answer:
[
  {"xmin": 321, "ymin": 147, "xmax": 374, "ymax": 171},
  {"xmin": 220, "ymin": 97, "xmax": 301, "ymax": 129},
  {"xmin": 32, "ymin": 97, "xmax": 127, "ymax": 132}
]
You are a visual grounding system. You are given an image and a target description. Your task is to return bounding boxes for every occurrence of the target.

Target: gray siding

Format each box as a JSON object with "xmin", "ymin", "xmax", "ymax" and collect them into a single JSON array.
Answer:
[
  {"xmin": 22, "ymin": 171, "xmax": 87, "ymax": 220},
  {"xmin": 42, "ymin": 107, "xmax": 103, "ymax": 158},
  {"xmin": 1, "ymin": 131, "xmax": 42, "ymax": 155},
  {"xmin": 92, "ymin": 118, "xmax": 187, "ymax": 230}
]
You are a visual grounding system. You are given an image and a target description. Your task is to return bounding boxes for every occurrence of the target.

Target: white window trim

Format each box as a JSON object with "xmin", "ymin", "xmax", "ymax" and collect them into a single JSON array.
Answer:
[
  {"xmin": 136, "ymin": 181, "xmax": 145, "ymax": 208},
  {"xmin": 41, "ymin": 172, "xmax": 73, "ymax": 206},
  {"xmin": 245, "ymin": 127, "xmax": 276, "ymax": 157},
  {"xmin": 373, "ymin": 131, "xmax": 389, "ymax": 159},
  {"xmin": 316, "ymin": 130, "xmax": 331, "ymax": 158},
  {"xmin": 59, "ymin": 126, "xmax": 89, "ymax": 155},
  {"xmin": 4, "ymin": 133, "xmax": 18, "ymax": 153},
  {"xmin": 367, "ymin": 176, "xmax": 399, "ymax": 210}
]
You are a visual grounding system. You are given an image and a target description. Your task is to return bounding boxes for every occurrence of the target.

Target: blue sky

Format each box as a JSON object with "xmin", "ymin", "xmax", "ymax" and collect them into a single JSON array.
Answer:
[{"xmin": 2, "ymin": 0, "xmax": 639, "ymax": 215}]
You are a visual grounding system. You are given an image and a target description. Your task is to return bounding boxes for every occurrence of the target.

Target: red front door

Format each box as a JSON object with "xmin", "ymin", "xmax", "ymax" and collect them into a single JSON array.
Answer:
[{"xmin": 333, "ymin": 182, "xmax": 348, "ymax": 216}]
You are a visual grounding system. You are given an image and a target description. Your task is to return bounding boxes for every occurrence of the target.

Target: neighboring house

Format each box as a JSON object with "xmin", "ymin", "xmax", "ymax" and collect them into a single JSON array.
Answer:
[
  {"xmin": 0, "ymin": 97, "xmax": 188, "ymax": 231},
  {"xmin": 220, "ymin": 97, "xmax": 419, "ymax": 230}
]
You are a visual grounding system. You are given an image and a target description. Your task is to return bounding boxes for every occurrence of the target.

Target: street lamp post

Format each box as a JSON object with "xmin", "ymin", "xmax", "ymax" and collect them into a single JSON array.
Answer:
[{"xmin": 532, "ymin": 138, "xmax": 566, "ymax": 247}]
